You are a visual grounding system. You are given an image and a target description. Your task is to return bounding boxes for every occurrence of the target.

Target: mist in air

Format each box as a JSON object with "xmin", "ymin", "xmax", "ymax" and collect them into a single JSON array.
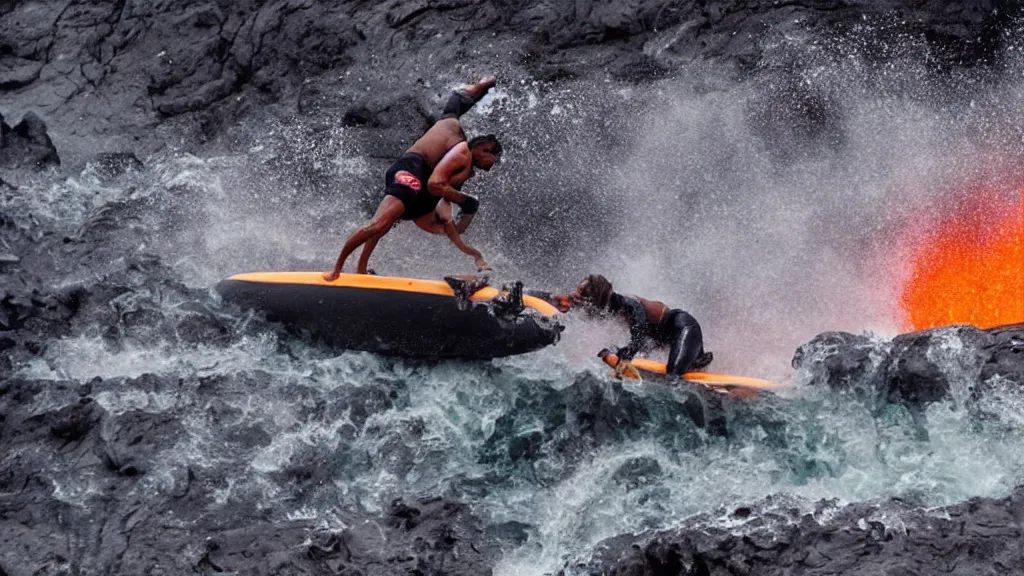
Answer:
[{"xmin": 103, "ymin": 29, "xmax": 1024, "ymax": 380}]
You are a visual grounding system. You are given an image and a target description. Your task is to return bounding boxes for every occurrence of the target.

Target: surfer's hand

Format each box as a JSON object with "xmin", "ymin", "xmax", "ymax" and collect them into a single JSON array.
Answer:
[
  {"xmin": 474, "ymin": 256, "xmax": 491, "ymax": 272},
  {"xmin": 614, "ymin": 359, "xmax": 641, "ymax": 381},
  {"xmin": 322, "ymin": 270, "xmax": 340, "ymax": 282},
  {"xmin": 567, "ymin": 289, "xmax": 583, "ymax": 306},
  {"xmin": 552, "ymin": 293, "xmax": 572, "ymax": 313}
]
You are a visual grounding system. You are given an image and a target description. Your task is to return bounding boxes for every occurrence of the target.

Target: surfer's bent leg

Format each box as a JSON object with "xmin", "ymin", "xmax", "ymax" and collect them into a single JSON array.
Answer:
[
  {"xmin": 442, "ymin": 90, "xmax": 478, "ymax": 119},
  {"xmin": 665, "ymin": 311, "xmax": 705, "ymax": 375},
  {"xmin": 356, "ymin": 233, "xmax": 383, "ymax": 274}
]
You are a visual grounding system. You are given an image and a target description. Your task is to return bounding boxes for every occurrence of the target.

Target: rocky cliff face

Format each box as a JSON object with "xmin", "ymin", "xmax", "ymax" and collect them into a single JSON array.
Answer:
[{"xmin": 0, "ymin": 0, "xmax": 1014, "ymax": 167}]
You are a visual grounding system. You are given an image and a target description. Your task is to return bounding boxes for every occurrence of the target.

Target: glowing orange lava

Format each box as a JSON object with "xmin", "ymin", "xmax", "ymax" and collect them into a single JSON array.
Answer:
[{"xmin": 900, "ymin": 188, "xmax": 1024, "ymax": 331}]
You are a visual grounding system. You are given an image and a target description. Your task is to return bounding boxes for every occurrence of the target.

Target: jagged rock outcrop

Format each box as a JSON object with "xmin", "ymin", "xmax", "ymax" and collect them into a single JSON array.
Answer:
[
  {"xmin": 793, "ymin": 323, "xmax": 1024, "ymax": 408},
  {"xmin": 0, "ymin": 111, "xmax": 59, "ymax": 170}
]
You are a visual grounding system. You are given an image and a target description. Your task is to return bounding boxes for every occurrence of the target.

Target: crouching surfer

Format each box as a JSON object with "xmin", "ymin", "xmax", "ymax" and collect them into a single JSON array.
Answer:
[
  {"xmin": 537, "ymin": 275, "xmax": 713, "ymax": 377},
  {"xmin": 324, "ymin": 77, "xmax": 502, "ymax": 280}
]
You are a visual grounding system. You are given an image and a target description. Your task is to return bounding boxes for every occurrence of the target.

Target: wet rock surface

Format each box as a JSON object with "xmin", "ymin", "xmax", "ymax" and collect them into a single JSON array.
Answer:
[
  {"xmin": 0, "ymin": 111, "xmax": 60, "ymax": 172},
  {"xmin": 571, "ymin": 485, "xmax": 1024, "ymax": 575},
  {"xmin": 0, "ymin": 0, "xmax": 1014, "ymax": 166},
  {"xmin": 3, "ymin": 314, "xmax": 1020, "ymax": 574},
  {"xmin": 0, "ymin": 373, "xmax": 498, "ymax": 576},
  {"xmin": 794, "ymin": 323, "xmax": 1024, "ymax": 408}
]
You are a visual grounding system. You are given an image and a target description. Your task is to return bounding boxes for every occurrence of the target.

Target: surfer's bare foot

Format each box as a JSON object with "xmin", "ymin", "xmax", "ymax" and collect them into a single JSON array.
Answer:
[{"xmin": 322, "ymin": 270, "xmax": 339, "ymax": 282}]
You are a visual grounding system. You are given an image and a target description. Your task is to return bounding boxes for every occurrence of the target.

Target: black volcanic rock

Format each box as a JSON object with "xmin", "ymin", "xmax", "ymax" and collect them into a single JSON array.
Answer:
[
  {"xmin": 0, "ymin": 0, "xmax": 1017, "ymax": 165},
  {"xmin": 0, "ymin": 111, "xmax": 59, "ymax": 171},
  {"xmin": 980, "ymin": 323, "xmax": 1024, "ymax": 384},
  {"xmin": 569, "ymin": 485, "xmax": 1024, "ymax": 575},
  {"xmin": 792, "ymin": 331, "xmax": 882, "ymax": 395},
  {"xmin": 0, "ymin": 372, "xmax": 498, "ymax": 576},
  {"xmin": 182, "ymin": 498, "xmax": 497, "ymax": 576},
  {"xmin": 794, "ymin": 324, "xmax": 1024, "ymax": 408}
]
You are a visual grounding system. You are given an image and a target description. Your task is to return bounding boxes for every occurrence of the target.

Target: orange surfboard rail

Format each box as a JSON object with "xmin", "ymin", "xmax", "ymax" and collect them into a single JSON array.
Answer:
[
  {"xmin": 225, "ymin": 272, "xmax": 560, "ymax": 316},
  {"xmin": 599, "ymin": 351, "xmax": 781, "ymax": 394}
]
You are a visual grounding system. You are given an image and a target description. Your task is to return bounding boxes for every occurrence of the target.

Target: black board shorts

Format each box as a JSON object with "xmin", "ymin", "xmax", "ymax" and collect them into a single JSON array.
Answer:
[{"xmin": 384, "ymin": 153, "xmax": 441, "ymax": 220}]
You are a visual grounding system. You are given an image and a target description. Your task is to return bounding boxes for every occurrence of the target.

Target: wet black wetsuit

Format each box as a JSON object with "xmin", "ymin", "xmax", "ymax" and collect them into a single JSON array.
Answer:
[
  {"xmin": 524, "ymin": 289, "xmax": 713, "ymax": 375},
  {"xmin": 383, "ymin": 89, "xmax": 482, "ymax": 221},
  {"xmin": 609, "ymin": 293, "xmax": 711, "ymax": 375}
]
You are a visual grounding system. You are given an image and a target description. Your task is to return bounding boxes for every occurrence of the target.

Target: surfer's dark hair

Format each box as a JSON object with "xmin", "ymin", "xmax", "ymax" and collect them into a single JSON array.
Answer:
[
  {"xmin": 468, "ymin": 134, "xmax": 502, "ymax": 156},
  {"xmin": 578, "ymin": 274, "xmax": 613, "ymax": 309}
]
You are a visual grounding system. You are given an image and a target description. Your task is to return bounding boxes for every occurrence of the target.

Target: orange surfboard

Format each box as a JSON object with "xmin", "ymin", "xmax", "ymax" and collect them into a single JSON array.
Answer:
[
  {"xmin": 223, "ymin": 271, "xmax": 559, "ymax": 316},
  {"xmin": 599, "ymin": 351, "xmax": 782, "ymax": 397},
  {"xmin": 216, "ymin": 272, "xmax": 562, "ymax": 359}
]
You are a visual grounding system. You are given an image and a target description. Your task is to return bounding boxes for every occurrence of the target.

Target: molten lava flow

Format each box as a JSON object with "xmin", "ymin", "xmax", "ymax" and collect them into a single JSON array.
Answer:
[{"xmin": 901, "ymin": 188, "xmax": 1024, "ymax": 331}]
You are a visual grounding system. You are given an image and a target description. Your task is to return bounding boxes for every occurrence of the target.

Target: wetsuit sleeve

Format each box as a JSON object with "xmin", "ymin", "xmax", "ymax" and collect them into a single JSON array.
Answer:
[
  {"xmin": 609, "ymin": 293, "xmax": 648, "ymax": 359},
  {"xmin": 441, "ymin": 90, "xmax": 482, "ymax": 119}
]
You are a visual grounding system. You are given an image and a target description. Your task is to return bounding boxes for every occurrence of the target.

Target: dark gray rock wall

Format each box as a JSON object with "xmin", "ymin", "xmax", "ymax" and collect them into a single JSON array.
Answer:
[{"xmin": 0, "ymin": 0, "xmax": 1016, "ymax": 165}]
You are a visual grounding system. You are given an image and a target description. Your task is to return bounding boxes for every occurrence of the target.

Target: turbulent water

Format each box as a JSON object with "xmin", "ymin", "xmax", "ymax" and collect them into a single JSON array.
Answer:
[{"xmin": 5, "ymin": 38, "xmax": 1024, "ymax": 572}]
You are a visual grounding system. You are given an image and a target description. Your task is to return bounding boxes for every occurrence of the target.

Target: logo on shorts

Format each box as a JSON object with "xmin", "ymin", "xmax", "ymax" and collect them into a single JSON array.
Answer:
[{"xmin": 394, "ymin": 171, "xmax": 421, "ymax": 191}]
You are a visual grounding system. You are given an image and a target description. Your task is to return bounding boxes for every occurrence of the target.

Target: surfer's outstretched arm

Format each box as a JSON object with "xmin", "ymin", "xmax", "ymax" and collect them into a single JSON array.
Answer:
[
  {"xmin": 610, "ymin": 294, "xmax": 649, "ymax": 359},
  {"xmin": 441, "ymin": 77, "xmax": 496, "ymax": 120},
  {"xmin": 324, "ymin": 197, "xmax": 404, "ymax": 281},
  {"xmin": 442, "ymin": 220, "xmax": 490, "ymax": 272}
]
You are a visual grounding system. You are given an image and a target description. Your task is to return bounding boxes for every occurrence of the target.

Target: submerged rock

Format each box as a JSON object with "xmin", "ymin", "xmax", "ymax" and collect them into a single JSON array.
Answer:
[{"xmin": 83, "ymin": 152, "xmax": 144, "ymax": 182}]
